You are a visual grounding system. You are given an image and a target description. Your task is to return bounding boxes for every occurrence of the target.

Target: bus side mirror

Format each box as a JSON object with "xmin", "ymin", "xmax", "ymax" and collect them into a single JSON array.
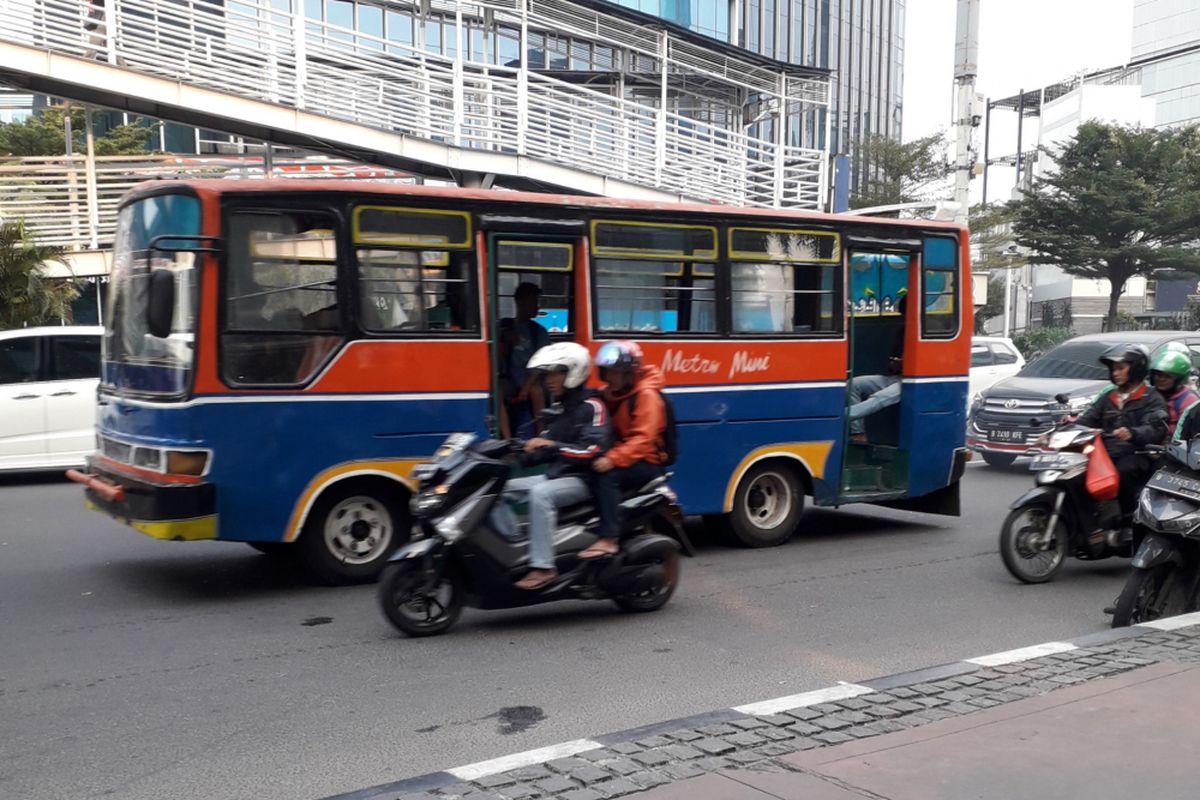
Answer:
[{"xmin": 147, "ymin": 269, "xmax": 175, "ymax": 339}]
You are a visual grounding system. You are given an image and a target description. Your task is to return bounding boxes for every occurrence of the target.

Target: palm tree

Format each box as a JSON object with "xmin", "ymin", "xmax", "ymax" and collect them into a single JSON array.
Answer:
[{"xmin": 0, "ymin": 220, "xmax": 77, "ymax": 329}]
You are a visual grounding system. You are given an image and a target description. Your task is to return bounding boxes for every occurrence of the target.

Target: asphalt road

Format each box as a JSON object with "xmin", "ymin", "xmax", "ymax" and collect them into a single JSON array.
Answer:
[{"xmin": 0, "ymin": 462, "xmax": 1130, "ymax": 800}]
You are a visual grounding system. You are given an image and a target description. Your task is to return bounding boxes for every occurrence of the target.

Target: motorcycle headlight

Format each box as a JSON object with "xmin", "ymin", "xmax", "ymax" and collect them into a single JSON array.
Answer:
[
  {"xmin": 1139, "ymin": 489, "xmax": 1200, "ymax": 533},
  {"xmin": 1067, "ymin": 396, "xmax": 1093, "ymax": 414}
]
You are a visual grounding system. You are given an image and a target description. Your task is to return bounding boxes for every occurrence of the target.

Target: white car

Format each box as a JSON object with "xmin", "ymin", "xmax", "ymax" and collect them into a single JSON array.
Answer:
[
  {"xmin": 0, "ymin": 326, "xmax": 102, "ymax": 472},
  {"xmin": 969, "ymin": 336, "xmax": 1025, "ymax": 410}
]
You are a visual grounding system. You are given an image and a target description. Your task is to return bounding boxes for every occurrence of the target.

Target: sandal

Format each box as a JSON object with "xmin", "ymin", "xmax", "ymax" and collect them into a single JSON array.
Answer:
[
  {"xmin": 578, "ymin": 542, "xmax": 619, "ymax": 560},
  {"xmin": 515, "ymin": 569, "xmax": 558, "ymax": 590}
]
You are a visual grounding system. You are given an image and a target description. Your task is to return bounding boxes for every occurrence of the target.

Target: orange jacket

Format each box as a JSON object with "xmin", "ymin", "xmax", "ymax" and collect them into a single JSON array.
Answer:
[{"xmin": 604, "ymin": 365, "xmax": 667, "ymax": 468}]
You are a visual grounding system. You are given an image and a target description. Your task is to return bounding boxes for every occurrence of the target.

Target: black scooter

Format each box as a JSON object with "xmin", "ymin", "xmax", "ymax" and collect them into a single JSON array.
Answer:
[
  {"xmin": 999, "ymin": 417, "xmax": 1133, "ymax": 584},
  {"xmin": 1112, "ymin": 437, "xmax": 1200, "ymax": 627},
  {"xmin": 377, "ymin": 433, "xmax": 687, "ymax": 636}
]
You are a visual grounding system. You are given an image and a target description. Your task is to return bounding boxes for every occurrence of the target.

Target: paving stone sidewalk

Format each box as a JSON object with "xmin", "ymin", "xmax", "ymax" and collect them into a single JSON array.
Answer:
[{"xmin": 329, "ymin": 623, "xmax": 1200, "ymax": 800}]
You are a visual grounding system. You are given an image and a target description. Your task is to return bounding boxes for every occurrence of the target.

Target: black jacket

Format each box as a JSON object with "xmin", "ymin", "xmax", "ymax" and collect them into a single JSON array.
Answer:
[
  {"xmin": 524, "ymin": 387, "xmax": 612, "ymax": 479},
  {"xmin": 1077, "ymin": 384, "xmax": 1168, "ymax": 460}
]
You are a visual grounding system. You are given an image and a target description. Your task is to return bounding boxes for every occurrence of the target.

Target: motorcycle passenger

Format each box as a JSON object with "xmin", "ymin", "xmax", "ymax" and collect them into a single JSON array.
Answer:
[
  {"xmin": 583, "ymin": 341, "xmax": 669, "ymax": 561},
  {"xmin": 1149, "ymin": 349, "xmax": 1198, "ymax": 442},
  {"xmin": 1077, "ymin": 344, "xmax": 1168, "ymax": 532},
  {"xmin": 491, "ymin": 342, "xmax": 611, "ymax": 590}
]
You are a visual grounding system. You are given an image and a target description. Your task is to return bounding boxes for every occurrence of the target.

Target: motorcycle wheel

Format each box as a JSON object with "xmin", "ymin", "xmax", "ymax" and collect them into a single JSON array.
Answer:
[
  {"xmin": 1112, "ymin": 564, "xmax": 1175, "ymax": 628},
  {"xmin": 999, "ymin": 501, "xmax": 1069, "ymax": 584},
  {"xmin": 613, "ymin": 551, "xmax": 681, "ymax": 613},
  {"xmin": 377, "ymin": 561, "xmax": 464, "ymax": 637}
]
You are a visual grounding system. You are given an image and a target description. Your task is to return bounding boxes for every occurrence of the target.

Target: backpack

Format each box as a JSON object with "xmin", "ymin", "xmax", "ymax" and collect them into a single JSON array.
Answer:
[{"xmin": 628, "ymin": 389, "xmax": 679, "ymax": 466}]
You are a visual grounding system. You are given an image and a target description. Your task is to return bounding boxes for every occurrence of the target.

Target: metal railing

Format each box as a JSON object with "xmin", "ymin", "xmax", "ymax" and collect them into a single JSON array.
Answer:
[
  {"xmin": 0, "ymin": 154, "xmax": 417, "ymax": 248},
  {"xmin": 0, "ymin": 0, "xmax": 829, "ymax": 212}
]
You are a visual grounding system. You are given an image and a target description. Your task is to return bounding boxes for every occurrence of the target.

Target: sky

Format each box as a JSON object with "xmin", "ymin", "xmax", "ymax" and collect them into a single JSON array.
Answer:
[{"xmin": 901, "ymin": 0, "xmax": 1136, "ymax": 202}]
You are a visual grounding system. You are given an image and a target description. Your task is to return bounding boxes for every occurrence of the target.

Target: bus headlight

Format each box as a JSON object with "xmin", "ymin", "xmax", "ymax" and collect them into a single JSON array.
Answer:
[{"xmin": 166, "ymin": 450, "xmax": 209, "ymax": 476}]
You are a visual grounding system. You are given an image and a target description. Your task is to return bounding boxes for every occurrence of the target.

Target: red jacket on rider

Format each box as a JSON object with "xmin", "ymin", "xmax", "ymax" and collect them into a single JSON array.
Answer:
[{"xmin": 603, "ymin": 364, "xmax": 668, "ymax": 469}]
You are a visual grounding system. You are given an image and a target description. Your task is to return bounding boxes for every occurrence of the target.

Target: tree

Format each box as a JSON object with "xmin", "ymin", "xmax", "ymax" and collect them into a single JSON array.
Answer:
[
  {"xmin": 849, "ymin": 132, "xmax": 953, "ymax": 210},
  {"xmin": 0, "ymin": 107, "xmax": 157, "ymax": 157},
  {"xmin": 0, "ymin": 221, "xmax": 78, "ymax": 328},
  {"xmin": 967, "ymin": 203, "xmax": 1027, "ymax": 334},
  {"xmin": 1012, "ymin": 122, "xmax": 1200, "ymax": 332},
  {"xmin": 974, "ymin": 276, "xmax": 1006, "ymax": 334}
]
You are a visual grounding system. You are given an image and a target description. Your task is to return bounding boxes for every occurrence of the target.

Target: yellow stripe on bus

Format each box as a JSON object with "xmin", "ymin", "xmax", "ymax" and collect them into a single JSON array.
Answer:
[
  {"xmin": 723, "ymin": 442, "xmax": 835, "ymax": 513},
  {"xmin": 284, "ymin": 459, "xmax": 424, "ymax": 542}
]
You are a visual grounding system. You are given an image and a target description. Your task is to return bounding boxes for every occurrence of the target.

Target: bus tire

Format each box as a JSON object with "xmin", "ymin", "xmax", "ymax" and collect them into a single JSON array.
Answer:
[
  {"xmin": 297, "ymin": 480, "xmax": 409, "ymax": 585},
  {"xmin": 729, "ymin": 461, "xmax": 805, "ymax": 548}
]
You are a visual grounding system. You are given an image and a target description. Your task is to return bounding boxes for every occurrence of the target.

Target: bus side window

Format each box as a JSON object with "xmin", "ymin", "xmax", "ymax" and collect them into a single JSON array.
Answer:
[
  {"xmin": 922, "ymin": 237, "xmax": 960, "ymax": 339},
  {"xmin": 357, "ymin": 250, "xmax": 477, "ymax": 334},
  {"xmin": 352, "ymin": 206, "xmax": 478, "ymax": 336},
  {"xmin": 728, "ymin": 228, "xmax": 842, "ymax": 336},
  {"xmin": 593, "ymin": 259, "xmax": 716, "ymax": 334},
  {"xmin": 222, "ymin": 210, "xmax": 342, "ymax": 387}
]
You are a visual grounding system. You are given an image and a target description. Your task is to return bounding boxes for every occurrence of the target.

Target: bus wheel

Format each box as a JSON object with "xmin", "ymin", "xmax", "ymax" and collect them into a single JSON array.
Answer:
[
  {"xmin": 729, "ymin": 462, "xmax": 804, "ymax": 548},
  {"xmin": 298, "ymin": 482, "xmax": 408, "ymax": 585}
]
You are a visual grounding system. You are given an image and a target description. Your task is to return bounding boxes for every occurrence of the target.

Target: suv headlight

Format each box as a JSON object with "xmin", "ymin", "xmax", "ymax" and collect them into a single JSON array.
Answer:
[{"xmin": 969, "ymin": 393, "xmax": 984, "ymax": 417}]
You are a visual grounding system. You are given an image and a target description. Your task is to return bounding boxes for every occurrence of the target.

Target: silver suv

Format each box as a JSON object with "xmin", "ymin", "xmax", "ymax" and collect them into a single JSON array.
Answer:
[{"xmin": 967, "ymin": 331, "xmax": 1200, "ymax": 468}]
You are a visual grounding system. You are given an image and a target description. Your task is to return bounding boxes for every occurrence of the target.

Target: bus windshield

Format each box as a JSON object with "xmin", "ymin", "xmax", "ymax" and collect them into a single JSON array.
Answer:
[{"xmin": 104, "ymin": 193, "xmax": 202, "ymax": 396}]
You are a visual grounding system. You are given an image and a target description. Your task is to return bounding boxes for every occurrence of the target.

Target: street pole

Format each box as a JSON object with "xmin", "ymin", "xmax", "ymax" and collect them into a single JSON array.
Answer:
[
  {"xmin": 953, "ymin": 0, "xmax": 980, "ymax": 226},
  {"xmin": 1004, "ymin": 264, "xmax": 1012, "ymax": 338}
]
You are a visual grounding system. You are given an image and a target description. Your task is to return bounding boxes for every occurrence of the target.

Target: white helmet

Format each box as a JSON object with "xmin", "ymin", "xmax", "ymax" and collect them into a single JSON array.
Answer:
[{"xmin": 527, "ymin": 342, "xmax": 591, "ymax": 389}]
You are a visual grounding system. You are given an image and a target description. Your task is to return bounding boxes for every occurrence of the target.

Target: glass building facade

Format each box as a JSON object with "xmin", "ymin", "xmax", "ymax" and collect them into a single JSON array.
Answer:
[
  {"xmin": 1132, "ymin": 0, "xmax": 1200, "ymax": 128},
  {"xmin": 612, "ymin": 0, "xmax": 905, "ymax": 191}
]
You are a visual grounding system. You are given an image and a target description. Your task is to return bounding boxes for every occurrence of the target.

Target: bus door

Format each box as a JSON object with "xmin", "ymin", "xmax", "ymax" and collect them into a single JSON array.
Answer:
[
  {"xmin": 485, "ymin": 234, "xmax": 581, "ymax": 438},
  {"xmin": 839, "ymin": 243, "xmax": 918, "ymax": 502}
]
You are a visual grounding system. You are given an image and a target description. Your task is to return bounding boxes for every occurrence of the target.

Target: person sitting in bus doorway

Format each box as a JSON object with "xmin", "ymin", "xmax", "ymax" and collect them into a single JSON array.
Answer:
[
  {"xmin": 491, "ymin": 342, "xmax": 611, "ymax": 590},
  {"xmin": 583, "ymin": 341, "xmax": 670, "ymax": 560},
  {"xmin": 847, "ymin": 294, "xmax": 906, "ymax": 443},
  {"xmin": 498, "ymin": 282, "xmax": 551, "ymax": 439}
]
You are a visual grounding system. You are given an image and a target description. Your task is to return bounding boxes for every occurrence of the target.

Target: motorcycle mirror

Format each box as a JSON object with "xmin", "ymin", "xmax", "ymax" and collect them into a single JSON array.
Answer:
[{"xmin": 1054, "ymin": 393, "xmax": 1070, "ymax": 404}]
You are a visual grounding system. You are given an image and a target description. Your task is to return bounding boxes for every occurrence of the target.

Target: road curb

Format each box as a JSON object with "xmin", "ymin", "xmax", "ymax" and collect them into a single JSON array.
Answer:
[{"xmin": 321, "ymin": 612, "xmax": 1200, "ymax": 800}]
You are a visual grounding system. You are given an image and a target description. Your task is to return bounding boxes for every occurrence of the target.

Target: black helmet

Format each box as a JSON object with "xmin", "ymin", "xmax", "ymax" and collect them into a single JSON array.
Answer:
[{"xmin": 1099, "ymin": 343, "xmax": 1151, "ymax": 385}]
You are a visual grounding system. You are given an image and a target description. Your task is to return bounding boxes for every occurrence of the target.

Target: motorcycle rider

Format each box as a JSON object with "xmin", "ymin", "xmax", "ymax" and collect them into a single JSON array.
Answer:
[
  {"xmin": 1077, "ymin": 344, "xmax": 1168, "ymax": 536},
  {"xmin": 583, "ymin": 341, "xmax": 670, "ymax": 560},
  {"xmin": 1149, "ymin": 349, "xmax": 1198, "ymax": 441},
  {"xmin": 491, "ymin": 342, "xmax": 611, "ymax": 590}
]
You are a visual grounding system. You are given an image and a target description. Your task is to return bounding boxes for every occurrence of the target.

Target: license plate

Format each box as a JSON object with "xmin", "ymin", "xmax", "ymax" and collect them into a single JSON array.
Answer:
[
  {"xmin": 987, "ymin": 429, "xmax": 1024, "ymax": 443},
  {"xmin": 1147, "ymin": 470, "xmax": 1200, "ymax": 503},
  {"xmin": 1030, "ymin": 453, "xmax": 1083, "ymax": 471}
]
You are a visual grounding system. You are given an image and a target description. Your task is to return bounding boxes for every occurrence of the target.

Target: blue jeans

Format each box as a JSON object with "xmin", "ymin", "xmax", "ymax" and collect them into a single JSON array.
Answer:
[
  {"xmin": 491, "ymin": 475, "xmax": 591, "ymax": 570},
  {"xmin": 848, "ymin": 374, "xmax": 901, "ymax": 434}
]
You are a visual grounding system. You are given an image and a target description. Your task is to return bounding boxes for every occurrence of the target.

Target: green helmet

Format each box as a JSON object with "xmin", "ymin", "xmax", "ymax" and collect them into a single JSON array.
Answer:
[
  {"xmin": 1150, "ymin": 349, "xmax": 1192, "ymax": 380},
  {"xmin": 1161, "ymin": 340, "xmax": 1190, "ymax": 355}
]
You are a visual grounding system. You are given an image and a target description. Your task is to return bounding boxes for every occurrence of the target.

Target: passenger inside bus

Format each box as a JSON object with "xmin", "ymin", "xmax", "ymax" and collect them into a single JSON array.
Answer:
[
  {"xmin": 498, "ymin": 282, "xmax": 550, "ymax": 439},
  {"xmin": 848, "ymin": 295, "xmax": 906, "ymax": 443}
]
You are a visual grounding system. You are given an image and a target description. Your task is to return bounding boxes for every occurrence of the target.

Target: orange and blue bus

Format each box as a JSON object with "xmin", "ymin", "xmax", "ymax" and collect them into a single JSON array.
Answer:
[{"xmin": 72, "ymin": 181, "xmax": 972, "ymax": 583}]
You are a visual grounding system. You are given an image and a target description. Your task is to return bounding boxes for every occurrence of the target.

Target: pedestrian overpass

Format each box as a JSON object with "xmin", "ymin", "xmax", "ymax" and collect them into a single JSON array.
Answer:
[{"xmin": 0, "ymin": 0, "xmax": 831, "ymax": 215}]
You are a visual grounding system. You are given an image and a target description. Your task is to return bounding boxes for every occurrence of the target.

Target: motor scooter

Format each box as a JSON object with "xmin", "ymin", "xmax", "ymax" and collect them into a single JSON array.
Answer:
[
  {"xmin": 1112, "ymin": 436, "xmax": 1200, "ymax": 626},
  {"xmin": 999, "ymin": 397, "xmax": 1136, "ymax": 583},
  {"xmin": 377, "ymin": 433, "xmax": 687, "ymax": 636}
]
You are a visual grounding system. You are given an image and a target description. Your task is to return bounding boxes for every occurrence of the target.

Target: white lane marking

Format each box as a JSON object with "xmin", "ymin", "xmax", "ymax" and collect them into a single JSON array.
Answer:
[
  {"xmin": 733, "ymin": 682, "xmax": 874, "ymax": 716},
  {"xmin": 965, "ymin": 641, "xmax": 1077, "ymax": 667},
  {"xmin": 447, "ymin": 739, "xmax": 602, "ymax": 781},
  {"xmin": 1138, "ymin": 611, "xmax": 1200, "ymax": 631}
]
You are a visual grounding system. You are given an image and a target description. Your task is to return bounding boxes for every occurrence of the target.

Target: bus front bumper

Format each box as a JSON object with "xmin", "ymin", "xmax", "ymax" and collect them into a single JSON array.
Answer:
[{"xmin": 69, "ymin": 459, "xmax": 218, "ymax": 541}]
